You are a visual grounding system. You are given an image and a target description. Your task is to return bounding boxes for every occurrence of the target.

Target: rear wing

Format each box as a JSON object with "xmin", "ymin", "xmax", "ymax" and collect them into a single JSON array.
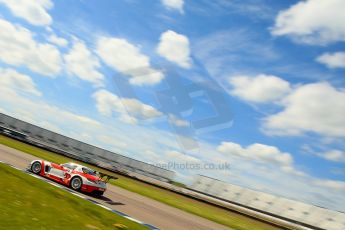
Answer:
[{"xmin": 98, "ymin": 172, "xmax": 118, "ymax": 183}]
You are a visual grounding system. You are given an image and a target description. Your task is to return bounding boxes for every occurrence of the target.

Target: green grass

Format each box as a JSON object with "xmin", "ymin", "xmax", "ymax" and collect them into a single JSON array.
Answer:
[
  {"xmin": 0, "ymin": 162, "xmax": 148, "ymax": 230},
  {"xmin": 0, "ymin": 135, "xmax": 279, "ymax": 230}
]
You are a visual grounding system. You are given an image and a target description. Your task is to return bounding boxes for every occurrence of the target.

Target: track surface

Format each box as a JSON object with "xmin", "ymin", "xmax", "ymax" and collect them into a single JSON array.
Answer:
[{"xmin": 0, "ymin": 144, "xmax": 231, "ymax": 230}]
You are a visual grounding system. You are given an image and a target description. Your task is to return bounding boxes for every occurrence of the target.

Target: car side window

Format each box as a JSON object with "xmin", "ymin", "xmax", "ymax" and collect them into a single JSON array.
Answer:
[
  {"xmin": 62, "ymin": 163, "xmax": 76, "ymax": 170},
  {"xmin": 82, "ymin": 167, "xmax": 97, "ymax": 176}
]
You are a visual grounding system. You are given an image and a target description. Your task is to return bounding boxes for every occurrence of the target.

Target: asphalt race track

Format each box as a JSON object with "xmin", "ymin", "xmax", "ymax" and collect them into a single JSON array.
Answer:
[{"xmin": 0, "ymin": 144, "xmax": 231, "ymax": 230}]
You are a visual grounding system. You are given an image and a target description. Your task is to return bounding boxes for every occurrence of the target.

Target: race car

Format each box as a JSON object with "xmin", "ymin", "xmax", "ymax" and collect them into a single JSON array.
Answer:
[{"xmin": 28, "ymin": 160, "xmax": 111, "ymax": 196}]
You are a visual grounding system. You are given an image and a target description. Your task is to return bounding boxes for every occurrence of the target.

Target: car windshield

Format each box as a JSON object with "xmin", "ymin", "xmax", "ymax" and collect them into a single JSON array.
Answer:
[{"xmin": 82, "ymin": 167, "xmax": 97, "ymax": 176}]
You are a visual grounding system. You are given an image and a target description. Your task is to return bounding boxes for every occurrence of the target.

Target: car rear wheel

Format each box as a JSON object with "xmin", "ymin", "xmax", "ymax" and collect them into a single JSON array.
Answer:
[
  {"xmin": 31, "ymin": 162, "xmax": 42, "ymax": 174},
  {"xmin": 70, "ymin": 177, "xmax": 82, "ymax": 191}
]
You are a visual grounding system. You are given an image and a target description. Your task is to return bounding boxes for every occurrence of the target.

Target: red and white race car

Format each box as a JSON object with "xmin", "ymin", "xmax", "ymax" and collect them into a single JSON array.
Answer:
[{"xmin": 28, "ymin": 160, "xmax": 109, "ymax": 196}]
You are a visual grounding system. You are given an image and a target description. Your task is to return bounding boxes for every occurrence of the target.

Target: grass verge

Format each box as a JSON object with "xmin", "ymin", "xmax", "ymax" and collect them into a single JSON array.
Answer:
[
  {"xmin": 0, "ymin": 135, "xmax": 278, "ymax": 230},
  {"xmin": 0, "ymin": 162, "xmax": 148, "ymax": 230}
]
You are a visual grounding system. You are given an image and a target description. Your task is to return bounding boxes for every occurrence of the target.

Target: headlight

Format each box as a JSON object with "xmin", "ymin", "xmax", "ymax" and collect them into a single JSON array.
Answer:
[{"xmin": 98, "ymin": 181, "xmax": 105, "ymax": 186}]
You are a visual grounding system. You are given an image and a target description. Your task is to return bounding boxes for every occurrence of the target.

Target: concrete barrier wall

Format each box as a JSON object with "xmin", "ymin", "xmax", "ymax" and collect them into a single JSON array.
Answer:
[{"xmin": 190, "ymin": 175, "xmax": 345, "ymax": 230}]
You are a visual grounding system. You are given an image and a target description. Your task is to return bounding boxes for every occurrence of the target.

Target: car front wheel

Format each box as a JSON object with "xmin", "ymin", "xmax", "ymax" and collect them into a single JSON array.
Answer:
[
  {"xmin": 31, "ymin": 162, "xmax": 42, "ymax": 174},
  {"xmin": 70, "ymin": 177, "xmax": 82, "ymax": 191}
]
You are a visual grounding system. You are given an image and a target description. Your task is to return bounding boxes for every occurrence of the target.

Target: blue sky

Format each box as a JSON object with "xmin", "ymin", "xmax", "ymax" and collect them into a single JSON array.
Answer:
[{"xmin": 0, "ymin": 0, "xmax": 345, "ymax": 211}]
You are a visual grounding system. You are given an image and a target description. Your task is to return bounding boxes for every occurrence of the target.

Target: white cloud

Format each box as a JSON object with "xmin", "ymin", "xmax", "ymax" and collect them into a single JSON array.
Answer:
[
  {"xmin": 198, "ymin": 1, "xmax": 273, "ymax": 20},
  {"xmin": 314, "ymin": 179, "xmax": 345, "ymax": 190},
  {"xmin": 0, "ymin": 68, "xmax": 41, "ymax": 96},
  {"xmin": 263, "ymin": 82, "xmax": 345, "ymax": 137},
  {"xmin": 96, "ymin": 36, "xmax": 163, "ymax": 86},
  {"xmin": 228, "ymin": 74, "xmax": 291, "ymax": 103},
  {"xmin": 281, "ymin": 165, "xmax": 306, "ymax": 177},
  {"xmin": 301, "ymin": 145, "xmax": 345, "ymax": 164},
  {"xmin": 168, "ymin": 114, "xmax": 189, "ymax": 127},
  {"xmin": 64, "ymin": 40, "xmax": 104, "ymax": 87},
  {"xmin": 0, "ymin": 0, "xmax": 53, "ymax": 26},
  {"xmin": 0, "ymin": 19, "xmax": 62, "ymax": 76},
  {"xmin": 161, "ymin": 0, "xmax": 184, "ymax": 13},
  {"xmin": 48, "ymin": 34, "xmax": 68, "ymax": 47},
  {"xmin": 316, "ymin": 52, "xmax": 345, "ymax": 69},
  {"xmin": 157, "ymin": 30, "xmax": 191, "ymax": 68},
  {"xmin": 271, "ymin": 0, "xmax": 345, "ymax": 44},
  {"xmin": 320, "ymin": 150, "xmax": 345, "ymax": 163},
  {"xmin": 218, "ymin": 141, "xmax": 293, "ymax": 167},
  {"xmin": 92, "ymin": 89, "xmax": 162, "ymax": 124},
  {"xmin": 166, "ymin": 150, "xmax": 200, "ymax": 163}
]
